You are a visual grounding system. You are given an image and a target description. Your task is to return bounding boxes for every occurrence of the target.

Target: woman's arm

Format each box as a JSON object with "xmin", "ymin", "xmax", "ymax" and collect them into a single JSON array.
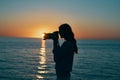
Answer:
[{"xmin": 53, "ymin": 39, "xmax": 60, "ymax": 50}]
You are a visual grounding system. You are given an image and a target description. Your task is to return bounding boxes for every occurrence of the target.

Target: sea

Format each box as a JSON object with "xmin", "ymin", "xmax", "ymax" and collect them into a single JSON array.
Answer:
[{"xmin": 0, "ymin": 37, "xmax": 120, "ymax": 80}]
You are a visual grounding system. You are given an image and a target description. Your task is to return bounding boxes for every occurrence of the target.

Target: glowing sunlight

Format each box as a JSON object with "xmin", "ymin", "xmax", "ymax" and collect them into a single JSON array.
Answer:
[{"xmin": 41, "ymin": 33, "xmax": 45, "ymax": 40}]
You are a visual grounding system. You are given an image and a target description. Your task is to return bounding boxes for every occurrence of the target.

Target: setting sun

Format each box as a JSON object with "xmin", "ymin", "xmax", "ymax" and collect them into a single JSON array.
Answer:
[
  {"xmin": 41, "ymin": 33, "xmax": 45, "ymax": 39},
  {"xmin": 31, "ymin": 24, "xmax": 58, "ymax": 38}
]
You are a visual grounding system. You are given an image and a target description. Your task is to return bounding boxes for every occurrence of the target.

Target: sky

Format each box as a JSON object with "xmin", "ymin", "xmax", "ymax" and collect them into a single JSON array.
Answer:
[{"xmin": 0, "ymin": 0, "xmax": 120, "ymax": 39}]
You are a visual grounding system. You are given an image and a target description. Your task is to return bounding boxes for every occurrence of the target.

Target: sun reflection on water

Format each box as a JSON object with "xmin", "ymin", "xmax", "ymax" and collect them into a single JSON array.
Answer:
[{"xmin": 36, "ymin": 40, "xmax": 47, "ymax": 79}]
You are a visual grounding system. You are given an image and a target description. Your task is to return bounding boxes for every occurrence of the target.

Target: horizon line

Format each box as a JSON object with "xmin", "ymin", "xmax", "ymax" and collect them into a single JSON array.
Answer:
[{"xmin": 0, "ymin": 36, "xmax": 120, "ymax": 40}]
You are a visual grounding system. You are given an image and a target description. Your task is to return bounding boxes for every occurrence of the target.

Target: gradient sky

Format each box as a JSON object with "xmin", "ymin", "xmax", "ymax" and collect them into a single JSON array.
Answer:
[{"xmin": 0, "ymin": 0, "xmax": 120, "ymax": 39}]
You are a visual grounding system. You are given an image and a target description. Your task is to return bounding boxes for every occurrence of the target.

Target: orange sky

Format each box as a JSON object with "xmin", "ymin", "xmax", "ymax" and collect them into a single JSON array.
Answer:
[{"xmin": 0, "ymin": 20, "xmax": 120, "ymax": 39}]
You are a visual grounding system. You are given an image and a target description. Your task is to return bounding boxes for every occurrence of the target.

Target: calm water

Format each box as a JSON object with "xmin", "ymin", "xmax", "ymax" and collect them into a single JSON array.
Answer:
[{"xmin": 0, "ymin": 37, "xmax": 120, "ymax": 80}]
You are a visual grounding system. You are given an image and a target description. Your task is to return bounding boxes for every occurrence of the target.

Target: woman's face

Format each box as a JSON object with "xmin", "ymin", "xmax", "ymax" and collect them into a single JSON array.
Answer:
[{"xmin": 59, "ymin": 29, "xmax": 64, "ymax": 38}]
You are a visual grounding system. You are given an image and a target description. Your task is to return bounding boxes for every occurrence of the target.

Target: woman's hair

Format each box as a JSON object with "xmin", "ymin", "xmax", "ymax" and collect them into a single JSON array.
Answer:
[{"xmin": 59, "ymin": 23, "xmax": 78, "ymax": 53}]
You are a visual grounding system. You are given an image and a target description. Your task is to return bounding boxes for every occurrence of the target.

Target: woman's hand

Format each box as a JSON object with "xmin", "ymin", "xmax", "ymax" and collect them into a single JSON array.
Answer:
[{"xmin": 52, "ymin": 31, "xmax": 59, "ymax": 40}]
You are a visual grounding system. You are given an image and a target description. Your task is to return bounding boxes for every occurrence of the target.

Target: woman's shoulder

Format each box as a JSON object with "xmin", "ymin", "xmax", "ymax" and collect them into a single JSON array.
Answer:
[{"xmin": 62, "ymin": 41, "xmax": 74, "ymax": 48}]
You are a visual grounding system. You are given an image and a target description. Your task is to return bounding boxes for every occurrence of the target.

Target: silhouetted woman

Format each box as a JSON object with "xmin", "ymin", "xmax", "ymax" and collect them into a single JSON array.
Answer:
[{"xmin": 52, "ymin": 23, "xmax": 78, "ymax": 80}]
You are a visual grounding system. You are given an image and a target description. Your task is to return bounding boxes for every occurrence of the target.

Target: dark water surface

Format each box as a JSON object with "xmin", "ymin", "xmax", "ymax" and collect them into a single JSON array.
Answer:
[{"xmin": 0, "ymin": 37, "xmax": 120, "ymax": 80}]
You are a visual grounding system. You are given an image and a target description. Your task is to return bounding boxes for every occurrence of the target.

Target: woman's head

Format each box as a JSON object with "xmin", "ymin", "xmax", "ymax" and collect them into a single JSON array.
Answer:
[
  {"xmin": 59, "ymin": 23, "xmax": 78, "ymax": 53},
  {"xmin": 59, "ymin": 23, "xmax": 74, "ymax": 40}
]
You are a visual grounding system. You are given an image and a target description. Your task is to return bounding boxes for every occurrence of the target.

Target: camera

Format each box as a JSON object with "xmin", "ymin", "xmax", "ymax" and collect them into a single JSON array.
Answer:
[{"xmin": 43, "ymin": 31, "xmax": 59, "ymax": 40}]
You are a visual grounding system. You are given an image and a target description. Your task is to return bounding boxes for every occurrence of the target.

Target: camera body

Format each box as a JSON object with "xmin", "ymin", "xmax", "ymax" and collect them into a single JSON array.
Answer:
[
  {"xmin": 43, "ymin": 31, "xmax": 59, "ymax": 40},
  {"xmin": 43, "ymin": 33, "xmax": 54, "ymax": 39}
]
